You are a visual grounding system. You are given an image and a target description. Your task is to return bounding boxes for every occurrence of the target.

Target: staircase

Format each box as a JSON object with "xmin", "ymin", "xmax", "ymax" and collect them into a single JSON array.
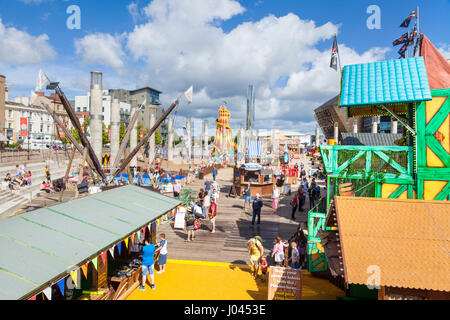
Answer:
[{"xmin": 0, "ymin": 160, "xmax": 69, "ymax": 219}]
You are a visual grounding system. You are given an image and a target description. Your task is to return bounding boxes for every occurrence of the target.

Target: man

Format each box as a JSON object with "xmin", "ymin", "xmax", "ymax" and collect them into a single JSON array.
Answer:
[
  {"xmin": 211, "ymin": 188, "xmax": 219, "ymax": 204},
  {"xmin": 251, "ymin": 193, "xmax": 263, "ymax": 226},
  {"xmin": 212, "ymin": 167, "xmax": 218, "ymax": 181},
  {"xmin": 243, "ymin": 182, "xmax": 252, "ymax": 213},
  {"xmin": 204, "ymin": 179, "xmax": 212, "ymax": 195},
  {"xmin": 140, "ymin": 239, "xmax": 156, "ymax": 291}
]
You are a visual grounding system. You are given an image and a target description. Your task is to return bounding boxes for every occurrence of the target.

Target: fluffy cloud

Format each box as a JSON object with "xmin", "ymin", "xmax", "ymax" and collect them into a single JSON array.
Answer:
[
  {"xmin": 438, "ymin": 44, "xmax": 450, "ymax": 59},
  {"xmin": 75, "ymin": 33, "xmax": 126, "ymax": 69},
  {"xmin": 0, "ymin": 18, "xmax": 56, "ymax": 64}
]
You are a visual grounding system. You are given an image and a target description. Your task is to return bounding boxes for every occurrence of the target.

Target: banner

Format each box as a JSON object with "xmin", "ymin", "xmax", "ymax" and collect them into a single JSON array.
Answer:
[
  {"xmin": 267, "ymin": 267, "xmax": 302, "ymax": 300},
  {"xmin": 174, "ymin": 206, "xmax": 187, "ymax": 229},
  {"xmin": 20, "ymin": 118, "xmax": 28, "ymax": 137}
]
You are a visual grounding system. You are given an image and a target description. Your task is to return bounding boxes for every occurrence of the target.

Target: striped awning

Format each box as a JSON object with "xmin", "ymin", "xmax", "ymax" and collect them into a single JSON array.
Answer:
[{"xmin": 247, "ymin": 141, "xmax": 262, "ymax": 158}]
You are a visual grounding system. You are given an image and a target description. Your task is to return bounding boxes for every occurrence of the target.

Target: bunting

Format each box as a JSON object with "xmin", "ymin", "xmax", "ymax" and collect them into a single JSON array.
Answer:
[
  {"xmin": 109, "ymin": 247, "xmax": 115, "ymax": 259},
  {"xmin": 131, "ymin": 234, "xmax": 135, "ymax": 243},
  {"xmin": 81, "ymin": 264, "xmax": 88, "ymax": 279},
  {"xmin": 42, "ymin": 287, "xmax": 52, "ymax": 300},
  {"xmin": 117, "ymin": 242, "xmax": 122, "ymax": 256},
  {"xmin": 57, "ymin": 278, "xmax": 65, "ymax": 296},
  {"xmin": 70, "ymin": 269, "xmax": 78, "ymax": 287},
  {"xmin": 92, "ymin": 257, "xmax": 98, "ymax": 272},
  {"xmin": 100, "ymin": 251, "xmax": 107, "ymax": 264},
  {"xmin": 400, "ymin": 9, "xmax": 417, "ymax": 28},
  {"xmin": 142, "ymin": 227, "xmax": 146, "ymax": 238},
  {"xmin": 29, "ymin": 296, "xmax": 36, "ymax": 301},
  {"xmin": 124, "ymin": 238, "xmax": 129, "ymax": 249},
  {"xmin": 137, "ymin": 230, "xmax": 142, "ymax": 241}
]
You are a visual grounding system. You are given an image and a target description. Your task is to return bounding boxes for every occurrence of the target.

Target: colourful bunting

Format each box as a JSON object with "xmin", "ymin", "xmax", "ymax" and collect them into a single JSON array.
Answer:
[
  {"xmin": 57, "ymin": 278, "xmax": 65, "ymax": 296},
  {"xmin": 43, "ymin": 287, "xmax": 52, "ymax": 300},
  {"xmin": 109, "ymin": 247, "xmax": 115, "ymax": 259},
  {"xmin": 81, "ymin": 264, "xmax": 88, "ymax": 279},
  {"xmin": 131, "ymin": 234, "xmax": 135, "ymax": 243},
  {"xmin": 29, "ymin": 296, "xmax": 36, "ymax": 301},
  {"xmin": 70, "ymin": 269, "xmax": 78, "ymax": 288},
  {"xmin": 117, "ymin": 242, "xmax": 122, "ymax": 256},
  {"xmin": 142, "ymin": 227, "xmax": 146, "ymax": 238},
  {"xmin": 92, "ymin": 257, "xmax": 98, "ymax": 272},
  {"xmin": 124, "ymin": 238, "xmax": 129, "ymax": 249},
  {"xmin": 100, "ymin": 252, "xmax": 107, "ymax": 264},
  {"xmin": 137, "ymin": 230, "xmax": 142, "ymax": 241},
  {"xmin": 157, "ymin": 219, "xmax": 160, "ymax": 226}
]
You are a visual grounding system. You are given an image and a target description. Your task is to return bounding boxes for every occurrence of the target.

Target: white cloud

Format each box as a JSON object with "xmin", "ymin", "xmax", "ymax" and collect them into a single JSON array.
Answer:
[
  {"xmin": 75, "ymin": 33, "xmax": 126, "ymax": 69},
  {"xmin": 438, "ymin": 44, "xmax": 450, "ymax": 59},
  {"xmin": 0, "ymin": 18, "xmax": 56, "ymax": 64}
]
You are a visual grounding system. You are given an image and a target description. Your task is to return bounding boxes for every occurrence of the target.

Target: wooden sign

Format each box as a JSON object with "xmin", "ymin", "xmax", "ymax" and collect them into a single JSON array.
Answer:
[
  {"xmin": 267, "ymin": 267, "xmax": 302, "ymax": 300},
  {"xmin": 173, "ymin": 206, "xmax": 186, "ymax": 230}
]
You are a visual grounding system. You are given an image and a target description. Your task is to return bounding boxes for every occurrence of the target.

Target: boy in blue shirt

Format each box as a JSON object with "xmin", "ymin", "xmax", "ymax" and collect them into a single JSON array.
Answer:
[{"xmin": 140, "ymin": 240, "xmax": 156, "ymax": 291}]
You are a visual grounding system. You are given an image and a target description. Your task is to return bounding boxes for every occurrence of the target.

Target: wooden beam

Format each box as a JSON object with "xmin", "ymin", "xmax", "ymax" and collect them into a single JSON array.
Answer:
[
  {"xmin": 75, "ymin": 148, "xmax": 88, "ymax": 198},
  {"xmin": 381, "ymin": 104, "xmax": 416, "ymax": 135},
  {"xmin": 58, "ymin": 148, "xmax": 76, "ymax": 202}
]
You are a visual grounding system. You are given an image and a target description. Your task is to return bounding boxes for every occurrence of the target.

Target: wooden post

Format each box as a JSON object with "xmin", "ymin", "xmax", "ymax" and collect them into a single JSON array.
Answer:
[
  {"xmin": 75, "ymin": 148, "xmax": 88, "ymax": 198},
  {"xmin": 58, "ymin": 148, "xmax": 76, "ymax": 202},
  {"xmin": 124, "ymin": 149, "xmax": 133, "ymax": 185}
]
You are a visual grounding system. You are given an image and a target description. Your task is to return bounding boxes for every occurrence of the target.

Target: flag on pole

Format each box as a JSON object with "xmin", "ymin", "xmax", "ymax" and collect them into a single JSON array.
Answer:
[
  {"xmin": 398, "ymin": 43, "xmax": 408, "ymax": 59},
  {"xmin": 184, "ymin": 85, "xmax": 193, "ymax": 104},
  {"xmin": 392, "ymin": 33, "xmax": 409, "ymax": 46},
  {"xmin": 400, "ymin": 9, "xmax": 417, "ymax": 28},
  {"xmin": 330, "ymin": 35, "xmax": 339, "ymax": 71},
  {"xmin": 35, "ymin": 69, "xmax": 49, "ymax": 91},
  {"xmin": 408, "ymin": 23, "xmax": 417, "ymax": 47}
]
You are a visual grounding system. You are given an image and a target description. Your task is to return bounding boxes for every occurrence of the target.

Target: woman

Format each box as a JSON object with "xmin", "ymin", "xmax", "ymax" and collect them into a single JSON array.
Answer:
[
  {"xmin": 208, "ymin": 198, "xmax": 217, "ymax": 234},
  {"xmin": 247, "ymin": 236, "xmax": 264, "ymax": 280},
  {"xmin": 272, "ymin": 236, "xmax": 289, "ymax": 266},
  {"xmin": 272, "ymin": 185, "xmax": 280, "ymax": 215},
  {"xmin": 198, "ymin": 189, "xmax": 205, "ymax": 208},
  {"xmin": 243, "ymin": 183, "xmax": 251, "ymax": 213}
]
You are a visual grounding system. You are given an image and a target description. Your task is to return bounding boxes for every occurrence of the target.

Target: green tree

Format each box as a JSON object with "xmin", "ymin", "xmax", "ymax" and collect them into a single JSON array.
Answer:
[
  {"xmin": 119, "ymin": 123, "xmax": 126, "ymax": 144},
  {"xmin": 155, "ymin": 129, "xmax": 162, "ymax": 146},
  {"xmin": 102, "ymin": 123, "xmax": 110, "ymax": 146}
]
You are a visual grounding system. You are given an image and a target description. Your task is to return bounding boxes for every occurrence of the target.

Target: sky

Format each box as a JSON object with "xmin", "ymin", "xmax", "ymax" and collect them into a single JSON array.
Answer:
[{"xmin": 0, "ymin": 0, "xmax": 449, "ymax": 135}]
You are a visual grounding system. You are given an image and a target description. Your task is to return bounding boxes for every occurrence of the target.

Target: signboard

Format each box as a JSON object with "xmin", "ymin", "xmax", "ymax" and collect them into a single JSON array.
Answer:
[
  {"xmin": 173, "ymin": 206, "xmax": 187, "ymax": 230},
  {"xmin": 20, "ymin": 117, "xmax": 28, "ymax": 137},
  {"xmin": 267, "ymin": 267, "xmax": 302, "ymax": 300}
]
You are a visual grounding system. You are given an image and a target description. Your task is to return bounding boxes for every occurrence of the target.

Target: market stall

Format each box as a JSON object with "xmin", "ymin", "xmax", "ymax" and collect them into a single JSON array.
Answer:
[{"xmin": 232, "ymin": 163, "xmax": 274, "ymax": 197}]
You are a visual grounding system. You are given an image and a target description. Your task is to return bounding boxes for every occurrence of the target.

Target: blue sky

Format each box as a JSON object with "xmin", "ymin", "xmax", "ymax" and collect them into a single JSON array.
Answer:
[{"xmin": 0, "ymin": 0, "xmax": 449, "ymax": 133}]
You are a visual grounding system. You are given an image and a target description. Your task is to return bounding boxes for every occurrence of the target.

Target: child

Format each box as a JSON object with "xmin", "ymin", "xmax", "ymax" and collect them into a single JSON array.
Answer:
[
  {"xmin": 260, "ymin": 255, "xmax": 268, "ymax": 282},
  {"xmin": 290, "ymin": 242, "xmax": 300, "ymax": 269},
  {"xmin": 27, "ymin": 171, "xmax": 32, "ymax": 186},
  {"xmin": 156, "ymin": 234, "xmax": 168, "ymax": 274},
  {"xmin": 272, "ymin": 236, "xmax": 289, "ymax": 266}
]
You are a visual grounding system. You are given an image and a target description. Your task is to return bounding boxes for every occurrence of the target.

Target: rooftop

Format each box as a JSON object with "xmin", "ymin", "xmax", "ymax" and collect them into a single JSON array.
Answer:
[
  {"xmin": 325, "ymin": 197, "xmax": 450, "ymax": 292},
  {"xmin": 341, "ymin": 133, "xmax": 403, "ymax": 146}
]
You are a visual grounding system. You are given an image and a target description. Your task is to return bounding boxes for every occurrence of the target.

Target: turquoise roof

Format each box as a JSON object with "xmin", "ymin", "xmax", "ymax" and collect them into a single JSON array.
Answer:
[
  {"xmin": 0, "ymin": 185, "xmax": 181, "ymax": 300},
  {"xmin": 339, "ymin": 57, "xmax": 432, "ymax": 107}
]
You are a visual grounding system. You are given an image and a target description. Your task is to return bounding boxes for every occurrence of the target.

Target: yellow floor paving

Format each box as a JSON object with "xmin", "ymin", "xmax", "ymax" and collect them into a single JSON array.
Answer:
[{"xmin": 126, "ymin": 260, "xmax": 344, "ymax": 300}]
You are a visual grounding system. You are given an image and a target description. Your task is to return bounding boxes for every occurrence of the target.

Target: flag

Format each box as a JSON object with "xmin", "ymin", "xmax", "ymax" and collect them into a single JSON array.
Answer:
[
  {"xmin": 184, "ymin": 85, "xmax": 193, "ymax": 104},
  {"xmin": 392, "ymin": 33, "xmax": 409, "ymax": 46},
  {"xmin": 70, "ymin": 269, "xmax": 79, "ymax": 288},
  {"xmin": 400, "ymin": 9, "xmax": 417, "ymax": 28},
  {"xmin": 109, "ymin": 247, "xmax": 115, "ymax": 259},
  {"xmin": 81, "ymin": 264, "xmax": 88, "ymax": 278},
  {"xmin": 408, "ymin": 23, "xmax": 417, "ymax": 47},
  {"xmin": 330, "ymin": 35, "xmax": 339, "ymax": 71},
  {"xmin": 124, "ymin": 238, "xmax": 129, "ymax": 249},
  {"xmin": 398, "ymin": 43, "xmax": 408, "ymax": 58},
  {"xmin": 57, "ymin": 278, "xmax": 65, "ymax": 296},
  {"xmin": 100, "ymin": 251, "xmax": 107, "ymax": 264},
  {"xmin": 91, "ymin": 257, "xmax": 98, "ymax": 272},
  {"xmin": 35, "ymin": 69, "xmax": 49, "ymax": 91},
  {"xmin": 42, "ymin": 287, "xmax": 52, "ymax": 300}
]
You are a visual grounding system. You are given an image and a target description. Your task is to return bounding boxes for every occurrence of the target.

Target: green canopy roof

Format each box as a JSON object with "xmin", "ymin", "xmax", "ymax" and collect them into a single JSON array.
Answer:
[
  {"xmin": 0, "ymin": 185, "xmax": 181, "ymax": 300},
  {"xmin": 339, "ymin": 57, "xmax": 432, "ymax": 108}
]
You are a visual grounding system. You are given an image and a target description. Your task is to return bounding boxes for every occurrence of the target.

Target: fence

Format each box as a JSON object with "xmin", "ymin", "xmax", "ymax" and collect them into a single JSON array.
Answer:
[{"xmin": 0, "ymin": 149, "xmax": 70, "ymax": 164}]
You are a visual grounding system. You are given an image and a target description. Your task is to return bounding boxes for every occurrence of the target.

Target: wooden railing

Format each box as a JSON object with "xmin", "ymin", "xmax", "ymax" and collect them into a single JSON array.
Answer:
[{"xmin": 0, "ymin": 149, "xmax": 70, "ymax": 164}]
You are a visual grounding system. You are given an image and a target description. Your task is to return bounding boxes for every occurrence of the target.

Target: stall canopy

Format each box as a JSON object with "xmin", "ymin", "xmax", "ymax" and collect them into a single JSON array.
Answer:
[
  {"xmin": 0, "ymin": 185, "xmax": 181, "ymax": 300},
  {"xmin": 247, "ymin": 141, "xmax": 262, "ymax": 158}
]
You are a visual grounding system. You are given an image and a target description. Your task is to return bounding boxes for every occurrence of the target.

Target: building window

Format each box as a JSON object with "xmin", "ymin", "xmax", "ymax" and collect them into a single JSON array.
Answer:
[
  {"xmin": 83, "ymin": 107, "xmax": 87, "ymax": 112},
  {"xmin": 8, "ymin": 110, "xmax": 12, "ymax": 118},
  {"xmin": 47, "ymin": 125, "xmax": 50, "ymax": 132},
  {"xmin": 8, "ymin": 123, "xmax": 11, "ymax": 129}
]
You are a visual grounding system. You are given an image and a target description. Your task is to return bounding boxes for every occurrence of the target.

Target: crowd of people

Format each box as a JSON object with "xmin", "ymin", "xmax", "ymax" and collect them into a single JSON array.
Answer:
[{"xmin": 3, "ymin": 163, "xmax": 33, "ymax": 191}]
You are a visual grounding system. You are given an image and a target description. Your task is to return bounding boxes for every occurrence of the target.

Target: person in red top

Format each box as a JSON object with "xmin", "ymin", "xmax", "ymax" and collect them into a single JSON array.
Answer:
[
  {"xmin": 260, "ymin": 255, "xmax": 268, "ymax": 282},
  {"xmin": 208, "ymin": 198, "xmax": 217, "ymax": 234},
  {"xmin": 291, "ymin": 192, "xmax": 299, "ymax": 220}
]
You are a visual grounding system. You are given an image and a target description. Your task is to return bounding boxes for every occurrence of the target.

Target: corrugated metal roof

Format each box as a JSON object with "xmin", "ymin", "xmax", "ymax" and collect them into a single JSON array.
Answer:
[
  {"xmin": 0, "ymin": 185, "xmax": 181, "ymax": 300},
  {"xmin": 339, "ymin": 57, "xmax": 432, "ymax": 107},
  {"xmin": 341, "ymin": 133, "xmax": 403, "ymax": 146},
  {"xmin": 334, "ymin": 197, "xmax": 450, "ymax": 292}
]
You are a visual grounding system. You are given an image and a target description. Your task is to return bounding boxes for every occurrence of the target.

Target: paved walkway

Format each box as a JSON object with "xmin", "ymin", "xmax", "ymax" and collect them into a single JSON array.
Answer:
[{"xmin": 157, "ymin": 154, "xmax": 324, "ymax": 265}]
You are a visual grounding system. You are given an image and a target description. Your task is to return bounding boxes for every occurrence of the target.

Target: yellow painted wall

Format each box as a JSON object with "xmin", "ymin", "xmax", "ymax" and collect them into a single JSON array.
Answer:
[
  {"xmin": 381, "ymin": 184, "xmax": 408, "ymax": 199},
  {"xmin": 423, "ymin": 181, "xmax": 448, "ymax": 200}
]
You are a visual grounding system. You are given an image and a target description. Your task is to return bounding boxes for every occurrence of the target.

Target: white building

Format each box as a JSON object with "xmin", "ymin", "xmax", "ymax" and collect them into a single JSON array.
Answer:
[{"xmin": 75, "ymin": 90, "xmax": 131, "ymax": 127}]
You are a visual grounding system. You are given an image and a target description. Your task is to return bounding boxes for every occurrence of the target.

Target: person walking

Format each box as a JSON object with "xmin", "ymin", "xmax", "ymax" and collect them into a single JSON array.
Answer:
[
  {"xmin": 203, "ymin": 191, "xmax": 211, "ymax": 219},
  {"xmin": 247, "ymin": 236, "xmax": 264, "ymax": 280},
  {"xmin": 211, "ymin": 188, "xmax": 219, "ymax": 204},
  {"xmin": 204, "ymin": 179, "xmax": 212, "ymax": 195},
  {"xmin": 208, "ymin": 198, "xmax": 217, "ymax": 234},
  {"xmin": 251, "ymin": 193, "xmax": 263, "ymax": 226},
  {"xmin": 139, "ymin": 239, "xmax": 156, "ymax": 291},
  {"xmin": 212, "ymin": 167, "xmax": 218, "ymax": 181},
  {"xmin": 272, "ymin": 236, "xmax": 289, "ymax": 266},
  {"xmin": 271, "ymin": 185, "xmax": 280, "ymax": 215},
  {"xmin": 290, "ymin": 192, "xmax": 298, "ymax": 220},
  {"xmin": 298, "ymin": 185, "xmax": 305, "ymax": 211},
  {"xmin": 184, "ymin": 208, "xmax": 196, "ymax": 242}
]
